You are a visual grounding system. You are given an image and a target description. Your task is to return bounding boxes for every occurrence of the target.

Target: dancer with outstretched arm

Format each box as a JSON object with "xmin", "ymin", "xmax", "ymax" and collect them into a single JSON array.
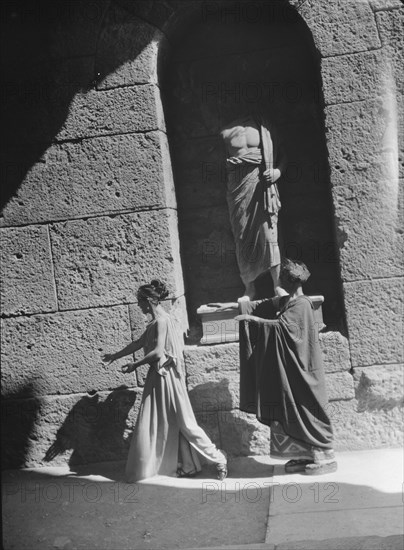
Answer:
[{"xmin": 103, "ymin": 279, "xmax": 228, "ymax": 482}]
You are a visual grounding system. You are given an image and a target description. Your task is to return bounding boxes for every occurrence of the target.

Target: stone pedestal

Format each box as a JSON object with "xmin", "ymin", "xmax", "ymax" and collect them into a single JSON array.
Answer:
[
  {"xmin": 309, "ymin": 295, "xmax": 325, "ymax": 329},
  {"xmin": 196, "ymin": 305, "xmax": 239, "ymax": 345},
  {"xmin": 197, "ymin": 295, "xmax": 325, "ymax": 345}
]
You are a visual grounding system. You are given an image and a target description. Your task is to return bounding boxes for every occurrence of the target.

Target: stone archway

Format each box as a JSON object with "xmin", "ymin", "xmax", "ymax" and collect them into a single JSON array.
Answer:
[{"xmin": 159, "ymin": 1, "xmax": 344, "ymax": 336}]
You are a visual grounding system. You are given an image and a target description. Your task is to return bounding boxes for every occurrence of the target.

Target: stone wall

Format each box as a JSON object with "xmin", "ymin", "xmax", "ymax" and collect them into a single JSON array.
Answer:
[
  {"xmin": 1, "ymin": 0, "xmax": 403, "ymax": 468},
  {"xmin": 0, "ymin": 0, "xmax": 186, "ymax": 468}
]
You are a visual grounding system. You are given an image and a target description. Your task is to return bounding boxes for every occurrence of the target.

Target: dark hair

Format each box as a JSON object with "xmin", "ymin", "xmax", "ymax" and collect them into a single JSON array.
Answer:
[
  {"xmin": 280, "ymin": 258, "xmax": 310, "ymax": 285},
  {"xmin": 137, "ymin": 279, "xmax": 169, "ymax": 304}
]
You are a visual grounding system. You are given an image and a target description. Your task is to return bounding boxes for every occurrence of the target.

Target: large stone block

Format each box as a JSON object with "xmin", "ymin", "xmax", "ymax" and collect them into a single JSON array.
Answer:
[
  {"xmin": 329, "ymin": 399, "xmax": 403, "ymax": 450},
  {"xmin": 325, "ymin": 99, "xmax": 398, "ymax": 188},
  {"xmin": 3, "ymin": 58, "xmax": 165, "ymax": 145},
  {"xmin": 5, "ymin": 56, "xmax": 164, "ymax": 142},
  {"xmin": 1, "ymin": 306, "xmax": 135, "ymax": 397},
  {"xmin": 50, "ymin": 210, "xmax": 184, "ymax": 310},
  {"xmin": 332, "ymin": 181, "xmax": 403, "ymax": 281},
  {"xmin": 343, "ymin": 278, "xmax": 403, "ymax": 367},
  {"xmin": 2, "ymin": 132, "xmax": 176, "ymax": 226},
  {"xmin": 299, "ymin": 0, "xmax": 381, "ymax": 57},
  {"xmin": 185, "ymin": 343, "xmax": 239, "ymax": 412},
  {"xmin": 55, "ymin": 83, "xmax": 165, "ymax": 141},
  {"xmin": 375, "ymin": 8, "xmax": 404, "ymax": 93},
  {"xmin": 319, "ymin": 331, "xmax": 351, "ymax": 373},
  {"xmin": 375, "ymin": 7, "xmax": 404, "ymax": 48},
  {"xmin": 321, "ymin": 50, "xmax": 385, "ymax": 105},
  {"xmin": 218, "ymin": 409, "xmax": 271, "ymax": 457},
  {"xmin": 1, "ymin": 388, "xmax": 142, "ymax": 468},
  {"xmin": 0, "ymin": 225, "xmax": 57, "ymax": 315},
  {"xmin": 96, "ymin": 5, "xmax": 163, "ymax": 89},
  {"xmin": 325, "ymin": 372, "xmax": 355, "ymax": 401},
  {"xmin": 353, "ymin": 364, "xmax": 404, "ymax": 411}
]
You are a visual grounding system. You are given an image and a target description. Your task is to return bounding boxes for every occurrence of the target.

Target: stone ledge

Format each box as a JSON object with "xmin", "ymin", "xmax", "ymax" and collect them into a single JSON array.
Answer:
[{"xmin": 354, "ymin": 364, "xmax": 404, "ymax": 411}]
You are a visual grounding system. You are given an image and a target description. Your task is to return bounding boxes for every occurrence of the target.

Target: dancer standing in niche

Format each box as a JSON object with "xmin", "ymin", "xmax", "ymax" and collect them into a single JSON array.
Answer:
[{"xmin": 103, "ymin": 279, "xmax": 228, "ymax": 482}]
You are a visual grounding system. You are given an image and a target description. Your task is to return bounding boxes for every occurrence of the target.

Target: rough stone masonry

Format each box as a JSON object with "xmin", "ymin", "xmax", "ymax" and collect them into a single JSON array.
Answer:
[{"xmin": 1, "ymin": 0, "xmax": 403, "ymax": 468}]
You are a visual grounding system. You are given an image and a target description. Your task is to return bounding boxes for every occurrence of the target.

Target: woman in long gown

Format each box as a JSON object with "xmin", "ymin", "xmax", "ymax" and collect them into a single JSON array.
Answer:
[{"xmin": 103, "ymin": 280, "xmax": 227, "ymax": 483}]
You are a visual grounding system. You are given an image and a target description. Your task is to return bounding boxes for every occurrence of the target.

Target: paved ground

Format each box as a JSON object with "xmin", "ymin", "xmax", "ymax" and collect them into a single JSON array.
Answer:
[{"xmin": 2, "ymin": 448, "xmax": 403, "ymax": 550}]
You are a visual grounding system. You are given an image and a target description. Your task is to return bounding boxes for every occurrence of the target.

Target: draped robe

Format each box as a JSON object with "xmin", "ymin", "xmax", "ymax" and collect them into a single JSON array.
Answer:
[
  {"xmin": 239, "ymin": 296, "xmax": 334, "ymax": 453},
  {"xmin": 226, "ymin": 119, "xmax": 284, "ymax": 285}
]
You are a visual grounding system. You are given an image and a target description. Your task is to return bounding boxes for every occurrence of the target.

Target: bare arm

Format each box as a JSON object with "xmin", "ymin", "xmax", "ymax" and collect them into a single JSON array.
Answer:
[
  {"xmin": 207, "ymin": 302, "xmax": 238, "ymax": 312},
  {"xmin": 130, "ymin": 318, "xmax": 167, "ymax": 369},
  {"xmin": 235, "ymin": 314, "xmax": 278, "ymax": 325},
  {"xmin": 103, "ymin": 336, "xmax": 144, "ymax": 364}
]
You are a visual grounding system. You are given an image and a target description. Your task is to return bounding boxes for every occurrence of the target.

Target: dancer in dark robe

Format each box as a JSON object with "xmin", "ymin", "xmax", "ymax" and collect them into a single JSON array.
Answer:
[
  {"xmin": 212, "ymin": 259, "xmax": 337, "ymax": 474},
  {"xmin": 237, "ymin": 259, "xmax": 337, "ymax": 474}
]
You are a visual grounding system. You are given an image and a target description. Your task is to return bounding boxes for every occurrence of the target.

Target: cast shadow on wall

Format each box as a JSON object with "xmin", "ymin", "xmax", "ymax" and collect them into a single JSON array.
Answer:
[
  {"xmin": 189, "ymin": 379, "xmax": 271, "ymax": 463},
  {"xmin": 44, "ymin": 387, "xmax": 138, "ymax": 479}
]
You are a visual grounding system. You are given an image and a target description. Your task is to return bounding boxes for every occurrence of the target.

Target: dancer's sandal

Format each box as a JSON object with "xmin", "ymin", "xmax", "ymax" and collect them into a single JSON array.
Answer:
[
  {"xmin": 284, "ymin": 459, "xmax": 312, "ymax": 473},
  {"xmin": 216, "ymin": 450, "xmax": 228, "ymax": 481},
  {"xmin": 216, "ymin": 463, "xmax": 228, "ymax": 481},
  {"xmin": 304, "ymin": 461, "xmax": 338, "ymax": 475},
  {"xmin": 176, "ymin": 467, "xmax": 198, "ymax": 478}
]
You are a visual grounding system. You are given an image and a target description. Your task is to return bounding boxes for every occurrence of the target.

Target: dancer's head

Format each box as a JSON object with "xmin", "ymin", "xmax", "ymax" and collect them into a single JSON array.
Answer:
[
  {"xmin": 137, "ymin": 279, "xmax": 169, "ymax": 313},
  {"xmin": 279, "ymin": 258, "xmax": 310, "ymax": 294}
]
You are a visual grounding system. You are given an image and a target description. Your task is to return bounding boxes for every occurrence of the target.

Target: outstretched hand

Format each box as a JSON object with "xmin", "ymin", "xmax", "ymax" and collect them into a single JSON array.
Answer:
[
  {"xmin": 102, "ymin": 353, "xmax": 116, "ymax": 364},
  {"xmin": 235, "ymin": 314, "xmax": 257, "ymax": 322},
  {"xmin": 121, "ymin": 363, "xmax": 136, "ymax": 374}
]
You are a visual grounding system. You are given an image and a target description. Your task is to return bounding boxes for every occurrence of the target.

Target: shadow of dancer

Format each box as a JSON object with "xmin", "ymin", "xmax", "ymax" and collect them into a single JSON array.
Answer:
[{"xmin": 44, "ymin": 387, "xmax": 138, "ymax": 478}]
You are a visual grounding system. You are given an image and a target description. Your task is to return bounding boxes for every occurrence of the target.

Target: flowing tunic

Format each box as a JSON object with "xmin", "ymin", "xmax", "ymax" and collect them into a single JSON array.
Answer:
[
  {"xmin": 239, "ymin": 296, "xmax": 334, "ymax": 461},
  {"xmin": 125, "ymin": 313, "xmax": 225, "ymax": 482}
]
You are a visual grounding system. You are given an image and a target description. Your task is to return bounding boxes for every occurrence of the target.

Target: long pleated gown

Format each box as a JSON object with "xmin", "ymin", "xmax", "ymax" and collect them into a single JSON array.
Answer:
[{"xmin": 125, "ymin": 312, "xmax": 226, "ymax": 482}]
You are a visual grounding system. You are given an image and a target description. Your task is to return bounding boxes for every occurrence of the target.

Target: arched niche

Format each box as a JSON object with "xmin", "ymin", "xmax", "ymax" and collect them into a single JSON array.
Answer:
[{"xmin": 158, "ymin": 1, "xmax": 344, "ymax": 338}]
